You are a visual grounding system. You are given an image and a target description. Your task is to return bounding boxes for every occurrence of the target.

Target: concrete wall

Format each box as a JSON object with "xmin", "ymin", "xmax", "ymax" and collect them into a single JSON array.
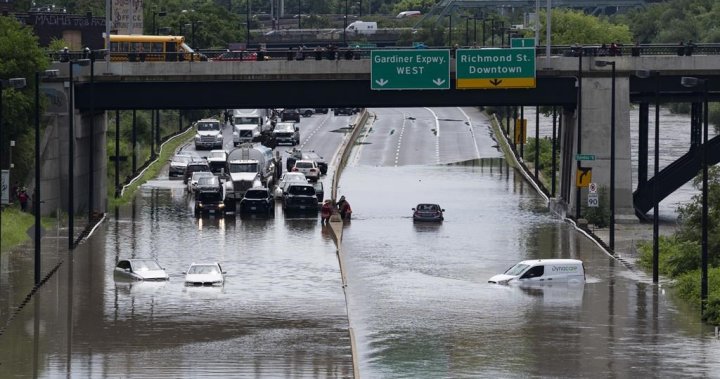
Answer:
[{"xmin": 30, "ymin": 81, "xmax": 107, "ymax": 217}]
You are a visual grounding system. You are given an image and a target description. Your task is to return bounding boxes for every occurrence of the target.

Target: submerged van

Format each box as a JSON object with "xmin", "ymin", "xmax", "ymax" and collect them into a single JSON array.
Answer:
[{"xmin": 488, "ymin": 259, "xmax": 585, "ymax": 285}]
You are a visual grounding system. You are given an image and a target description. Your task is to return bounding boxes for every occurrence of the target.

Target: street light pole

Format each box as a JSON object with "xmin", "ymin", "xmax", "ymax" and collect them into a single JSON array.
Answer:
[
  {"xmin": 681, "ymin": 76, "xmax": 710, "ymax": 313},
  {"xmin": 152, "ymin": 10, "xmax": 166, "ymax": 35},
  {"xmin": 246, "ymin": 0, "xmax": 251, "ymax": 46},
  {"xmin": 637, "ymin": 69, "xmax": 661, "ymax": 283},
  {"xmin": 67, "ymin": 58, "xmax": 90, "ymax": 250},
  {"xmin": 596, "ymin": 60, "xmax": 616, "ymax": 250},
  {"xmin": 34, "ymin": 69, "xmax": 58, "ymax": 284}
]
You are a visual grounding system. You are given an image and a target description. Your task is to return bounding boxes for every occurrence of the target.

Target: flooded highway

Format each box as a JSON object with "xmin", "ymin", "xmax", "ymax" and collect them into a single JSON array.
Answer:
[{"xmin": 0, "ymin": 108, "xmax": 718, "ymax": 378}]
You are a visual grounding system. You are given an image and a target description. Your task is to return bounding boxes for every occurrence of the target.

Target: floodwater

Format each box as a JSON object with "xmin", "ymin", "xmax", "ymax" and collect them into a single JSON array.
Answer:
[{"xmin": 1, "ymin": 107, "xmax": 718, "ymax": 378}]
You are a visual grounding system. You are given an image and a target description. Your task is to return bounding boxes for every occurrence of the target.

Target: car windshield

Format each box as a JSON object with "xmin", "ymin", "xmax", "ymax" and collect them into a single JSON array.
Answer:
[
  {"xmin": 504, "ymin": 263, "xmax": 530, "ymax": 276},
  {"xmin": 282, "ymin": 173, "xmax": 306, "ymax": 182},
  {"xmin": 417, "ymin": 204, "xmax": 439, "ymax": 211},
  {"xmin": 288, "ymin": 186, "xmax": 314, "ymax": 195},
  {"xmin": 131, "ymin": 260, "xmax": 162, "ymax": 271},
  {"xmin": 229, "ymin": 163, "xmax": 257, "ymax": 173},
  {"xmin": 197, "ymin": 122, "xmax": 220, "ymax": 131},
  {"xmin": 173, "ymin": 156, "xmax": 192, "ymax": 163},
  {"xmin": 197, "ymin": 177, "xmax": 218, "ymax": 186},
  {"xmin": 244, "ymin": 190, "xmax": 266, "ymax": 199},
  {"xmin": 188, "ymin": 265, "xmax": 220, "ymax": 275},
  {"xmin": 235, "ymin": 117, "xmax": 259, "ymax": 124}
]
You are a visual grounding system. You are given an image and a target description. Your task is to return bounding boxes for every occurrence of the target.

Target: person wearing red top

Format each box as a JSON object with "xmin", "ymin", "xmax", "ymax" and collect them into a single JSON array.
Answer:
[{"xmin": 320, "ymin": 200, "xmax": 333, "ymax": 224}]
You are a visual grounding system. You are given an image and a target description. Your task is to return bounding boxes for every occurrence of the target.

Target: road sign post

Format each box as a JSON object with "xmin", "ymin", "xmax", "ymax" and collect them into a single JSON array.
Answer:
[
  {"xmin": 371, "ymin": 50, "xmax": 450, "ymax": 90},
  {"xmin": 455, "ymin": 48, "xmax": 536, "ymax": 89}
]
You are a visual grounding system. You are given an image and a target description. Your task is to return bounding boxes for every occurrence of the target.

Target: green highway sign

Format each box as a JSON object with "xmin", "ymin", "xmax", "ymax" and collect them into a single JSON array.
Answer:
[
  {"xmin": 455, "ymin": 48, "xmax": 536, "ymax": 89},
  {"xmin": 511, "ymin": 38, "xmax": 535, "ymax": 48},
  {"xmin": 576, "ymin": 154, "xmax": 596, "ymax": 161},
  {"xmin": 371, "ymin": 50, "xmax": 450, "ymax": 90}
]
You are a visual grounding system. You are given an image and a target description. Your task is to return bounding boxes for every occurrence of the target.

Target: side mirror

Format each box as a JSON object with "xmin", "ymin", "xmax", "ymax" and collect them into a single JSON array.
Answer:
[
  {"xmin": 412, "ymin": 208, "xmax": 416, "ymax": 211},
  {"xmin": 182, "ymin": 271, "xmax": 187, "ymax": 275},
  {"xmin": 441, "ymin": 209, "xmax": 445, "ymax": 212}
]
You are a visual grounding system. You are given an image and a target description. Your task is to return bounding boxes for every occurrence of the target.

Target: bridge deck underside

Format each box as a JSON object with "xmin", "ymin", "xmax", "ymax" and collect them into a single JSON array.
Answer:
[{"xmin": 74, "ymin": 77, "xmax": 578, "ymax": 110}]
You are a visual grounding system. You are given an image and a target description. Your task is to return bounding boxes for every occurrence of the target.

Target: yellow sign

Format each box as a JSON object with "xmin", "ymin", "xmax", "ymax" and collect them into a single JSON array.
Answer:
[
  {"xmin": 576, "ymin": 167, "xmax": 592, "ymax": 187},
  {"xmin": 514, "ymin": 119, "xmax": 527, "ymax": 144},
  {"xmin": 456, "ymin": 78, "xmax": 536, "ymax": 89}
]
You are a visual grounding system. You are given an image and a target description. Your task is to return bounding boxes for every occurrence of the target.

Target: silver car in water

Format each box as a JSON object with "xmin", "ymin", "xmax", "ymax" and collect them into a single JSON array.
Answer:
[{"xmin": 114, "ymin": 259, "xmax": 169, "ymax": 281}]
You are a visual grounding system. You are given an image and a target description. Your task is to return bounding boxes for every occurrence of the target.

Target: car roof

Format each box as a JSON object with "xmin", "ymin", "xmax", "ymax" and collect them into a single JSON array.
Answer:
[
  {"xmin": 416, "ymin": 203, "xmax": 440, "ymax": 207},
  {"xmin": 517, "ymin": 259, "xmax": 584, "ymax": 265}
]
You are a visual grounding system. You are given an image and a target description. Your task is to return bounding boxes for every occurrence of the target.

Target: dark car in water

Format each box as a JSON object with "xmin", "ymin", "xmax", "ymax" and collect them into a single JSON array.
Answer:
[
  {"xmin": 283, "ymin": 183, "xmax": 318, "ymax": 212},
  {"xmin": 281, "ymin": 108, "xmax": 301, "ymax": 122},
  {"xmin": 412, "ymin": 203, "xmax": 444, "ymax": 222},
  {"xmin": 239, "ymin": 187, "xmax": 274, "ymax": 214},
  {"xmin": 333, "ymin": 107, "xmax": 355, "ymax": 116}
]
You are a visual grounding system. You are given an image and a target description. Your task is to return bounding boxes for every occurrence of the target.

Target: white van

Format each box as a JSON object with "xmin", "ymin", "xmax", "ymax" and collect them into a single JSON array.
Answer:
[
  {"xmin": 233, "ymin": 124, "xmax": 261, "ymax": 146},
  {"xmin": 396, "ymin": 10, "xmax": 421, "ymax": 19},
  {"xmin": 346, "ymin": 21, "xmax": 377, "ymax": 35},
  {"xmin": 488, "ymin": 259, "xmax": 586, "ymax": 285}
]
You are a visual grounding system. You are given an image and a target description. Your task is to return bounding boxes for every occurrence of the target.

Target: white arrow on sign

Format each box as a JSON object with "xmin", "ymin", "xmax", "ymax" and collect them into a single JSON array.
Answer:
[
  {"xmin": 375, "ymin": 78, "xmax": 388, "ymax": 87},
  {"xmin": 433, "ymin": 78, "xmax": 446, "ymax": 86}
]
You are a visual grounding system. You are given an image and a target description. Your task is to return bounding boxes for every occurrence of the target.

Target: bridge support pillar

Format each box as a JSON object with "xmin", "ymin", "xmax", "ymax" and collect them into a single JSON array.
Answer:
[
  {"xmin": 559, "ymin": 76, "xmax": 636, "ymax": 223},
  {"xmin": 28, "ymin": 82, "xmax": 107, "ymax": 217}
]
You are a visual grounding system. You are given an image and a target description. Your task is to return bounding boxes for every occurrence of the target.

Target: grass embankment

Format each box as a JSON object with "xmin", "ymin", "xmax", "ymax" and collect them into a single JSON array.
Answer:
[
  {"xmin": 0, "ymin": 206, "xmax": 54, "ymax": 250},
  {"xmin": 107, "ymin": 127, "xmax": 195, "ymax": 207}
]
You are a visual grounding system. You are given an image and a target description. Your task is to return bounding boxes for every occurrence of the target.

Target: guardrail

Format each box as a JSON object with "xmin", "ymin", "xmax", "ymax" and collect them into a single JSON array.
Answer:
[{"xmin": 48, "ymin": 43, "xmax": 720, "ymax": 63}]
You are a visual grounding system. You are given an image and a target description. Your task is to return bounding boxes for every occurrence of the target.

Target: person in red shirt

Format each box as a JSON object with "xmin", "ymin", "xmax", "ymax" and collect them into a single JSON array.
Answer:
[
  {"xmin": 18, "ymin": 189, "xmax": 29, "ymax": 212},
  {"xmin": 320, "ymin": 200, "xmax": 332, "ymax": 224}
]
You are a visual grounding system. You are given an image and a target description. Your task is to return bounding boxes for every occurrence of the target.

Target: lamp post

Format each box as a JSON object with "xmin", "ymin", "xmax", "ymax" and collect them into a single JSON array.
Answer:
[
  {"xmin": 637, "ymin": 69, "xmax": 661, "ymax": 283},
  {"xmin": 87, "ymin": 49, "xmax": 96, "ymax": 221},
  {"xmin": 67, "ymin": 58, "xmax": 90, "ymax": 250},
  {"xmin": 464, "ymin": 16, "xmax": 470, "ymax": 46},
  {"xmin": 34, "ymin": 69, "xmax": 59, "ymax": 284},
  {"xmin": 344, "ymin": 0, "xmax": 348, "ymax": 45},
  {"xmin": 595, "ymin": 60, "xmax": 616, "ymax": 251},
  {"xmin": 681, "ymin": 76, "xmax": 709, "ymax": 313},
  {"xmin": 152, "ymin": 10, "xmax": 166, "ymax": 35},
  {"xmin": 246, "ymin": 0, "xmax": 251, "ymax": 46},
  {"xmin": 0, "ymin": 77, "xmax": 26, "ymax": 262},
  {"xmin": 447, "ymin": 15, "xmax": 453, "ymax": 47}
]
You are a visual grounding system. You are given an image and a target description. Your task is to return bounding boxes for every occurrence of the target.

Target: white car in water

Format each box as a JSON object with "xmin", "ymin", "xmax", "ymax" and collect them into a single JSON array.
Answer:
[
  {"xmin": 488, "ymin": 259, "xmax": 586, "ymax": 285},
  {"xmin": 184, "ymin": 262, "xmax": 226, "ymax": 286},
  {"xmin": 275, "ymin": 172, "xmax": 308, "ymax": 198},
  {"xmin": 114, "ymin": 259, "xmax": 169, "ymax": 281}
]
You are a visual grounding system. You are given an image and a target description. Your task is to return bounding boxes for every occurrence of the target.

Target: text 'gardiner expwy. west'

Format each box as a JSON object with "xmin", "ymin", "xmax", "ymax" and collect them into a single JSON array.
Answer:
[{"xmin": 373, "ymin": 55, "xmax": 446, "ymax": 64}]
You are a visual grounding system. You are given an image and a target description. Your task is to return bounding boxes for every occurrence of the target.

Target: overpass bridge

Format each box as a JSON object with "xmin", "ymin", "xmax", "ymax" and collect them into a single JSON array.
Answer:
[{"xmin": 38, "ymin": 52, "xmax": 720, "ymax": 227}]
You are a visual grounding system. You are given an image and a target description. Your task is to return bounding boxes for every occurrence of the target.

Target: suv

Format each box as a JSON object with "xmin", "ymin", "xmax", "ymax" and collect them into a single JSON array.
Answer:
[
  {"xmin": 281, "ymin": 108, "xmax": 301, "ymax": 122},
  {"xmin": 298, "ymin": 108, "xmax": 314, "ymax": 117},
  {"xmin": 333, "ymin": 108, "xmax": 355, "ymax": 116},
  {"xmin": 286, "ymin": 149, "xmax": 327, "ymax": 175},
  {"xmin": 194, "ymin": 118, "xmax": 224, "ymax": 150},
  {"xmin": 239, "ymin": 187, "xmax": 274, "ymax": 214},
  {"xmin": 273, "ymin": 122, "xmax": 300, "ymax": 146},
  {"xmin": 283, "ymin": 183, "xmax": 318, "ymax": 212},
  {"xmin": 291, "ymin": 159, "xmax": 320, "ymax": 182},
  {"xmin": 194, "ymin": 182, "xmax": 226, "ymax": 216},
  {"xmin": 183, "ymin": 161, "xmax": 211, "ymax": 184}
]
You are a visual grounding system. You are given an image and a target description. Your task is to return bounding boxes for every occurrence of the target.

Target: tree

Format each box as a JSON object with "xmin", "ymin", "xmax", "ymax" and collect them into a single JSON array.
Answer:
[
  {"xmin": 537, "ymin": 9, "xmax": 633, "ymax": 45},
  {"xmin": 0, "ymin": 16, "xmax": 50, "ymax": 177}
]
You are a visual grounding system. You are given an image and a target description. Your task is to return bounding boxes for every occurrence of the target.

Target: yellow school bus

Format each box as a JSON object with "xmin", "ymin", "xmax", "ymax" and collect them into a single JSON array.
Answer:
[{"xmin": 108, "ymin": 35, "xmax": 206, "ymax": 62}]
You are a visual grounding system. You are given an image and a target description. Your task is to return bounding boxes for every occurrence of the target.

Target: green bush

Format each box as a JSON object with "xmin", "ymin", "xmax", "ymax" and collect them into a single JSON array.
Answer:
[{"xmin": 637, "ymin": 237, "xmax": 700, "ymax": 277}]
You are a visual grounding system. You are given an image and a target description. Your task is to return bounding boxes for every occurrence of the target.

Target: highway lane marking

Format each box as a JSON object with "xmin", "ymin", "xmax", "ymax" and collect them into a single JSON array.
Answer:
[
  {"xmin": 423, "ymin": 107, "xmax": 441, "ymax": 164},
  {"xmin": 299, "ymin": 112, "xmax": 330, "ymax": 150},
  {"xmin": 394, "ymin": 113, "xmax": 408, "ymax": 166},
  {"xmin": 457, "ymin": 107, "xmax": 481, "ymax": 159}
]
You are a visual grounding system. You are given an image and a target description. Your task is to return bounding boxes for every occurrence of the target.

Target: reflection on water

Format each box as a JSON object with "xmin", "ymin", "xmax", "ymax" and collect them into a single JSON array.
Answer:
[
  {"xmin": 0, "ymin": 176, "xmax": 352, "ymax": 378},
  {"xmin": 340, "ymin": 162, "xmax": 719, "ymax": 378}
]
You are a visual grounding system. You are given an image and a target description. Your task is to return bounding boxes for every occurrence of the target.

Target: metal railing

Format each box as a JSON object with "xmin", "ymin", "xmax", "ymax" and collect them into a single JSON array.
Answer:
[{"xmin": 48, "ymin": 43, "xmax": 720, "ymax": 63}]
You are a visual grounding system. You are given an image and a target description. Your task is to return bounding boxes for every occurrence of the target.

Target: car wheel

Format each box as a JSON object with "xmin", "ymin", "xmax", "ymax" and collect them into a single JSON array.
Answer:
[{"xmin": 303, "ymin": 110, "xmax": 312, "ymax": 117}]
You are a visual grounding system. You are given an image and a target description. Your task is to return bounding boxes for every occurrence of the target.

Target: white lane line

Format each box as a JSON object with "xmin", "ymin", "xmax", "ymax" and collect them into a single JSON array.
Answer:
[
  {"xmin": 424, "ymin": 107, "xmax": 441, "ymax": 164},
  {"xmin": 299, "ymin": 113, "xmax": 330, "ymax": 149},
  {"xmin": 458, "ymin": 107, "xmax": 481, "ymax": 159},
  {"xmin": 394, "ymin": 113, "xmax": 408, "ymax": 166}
]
